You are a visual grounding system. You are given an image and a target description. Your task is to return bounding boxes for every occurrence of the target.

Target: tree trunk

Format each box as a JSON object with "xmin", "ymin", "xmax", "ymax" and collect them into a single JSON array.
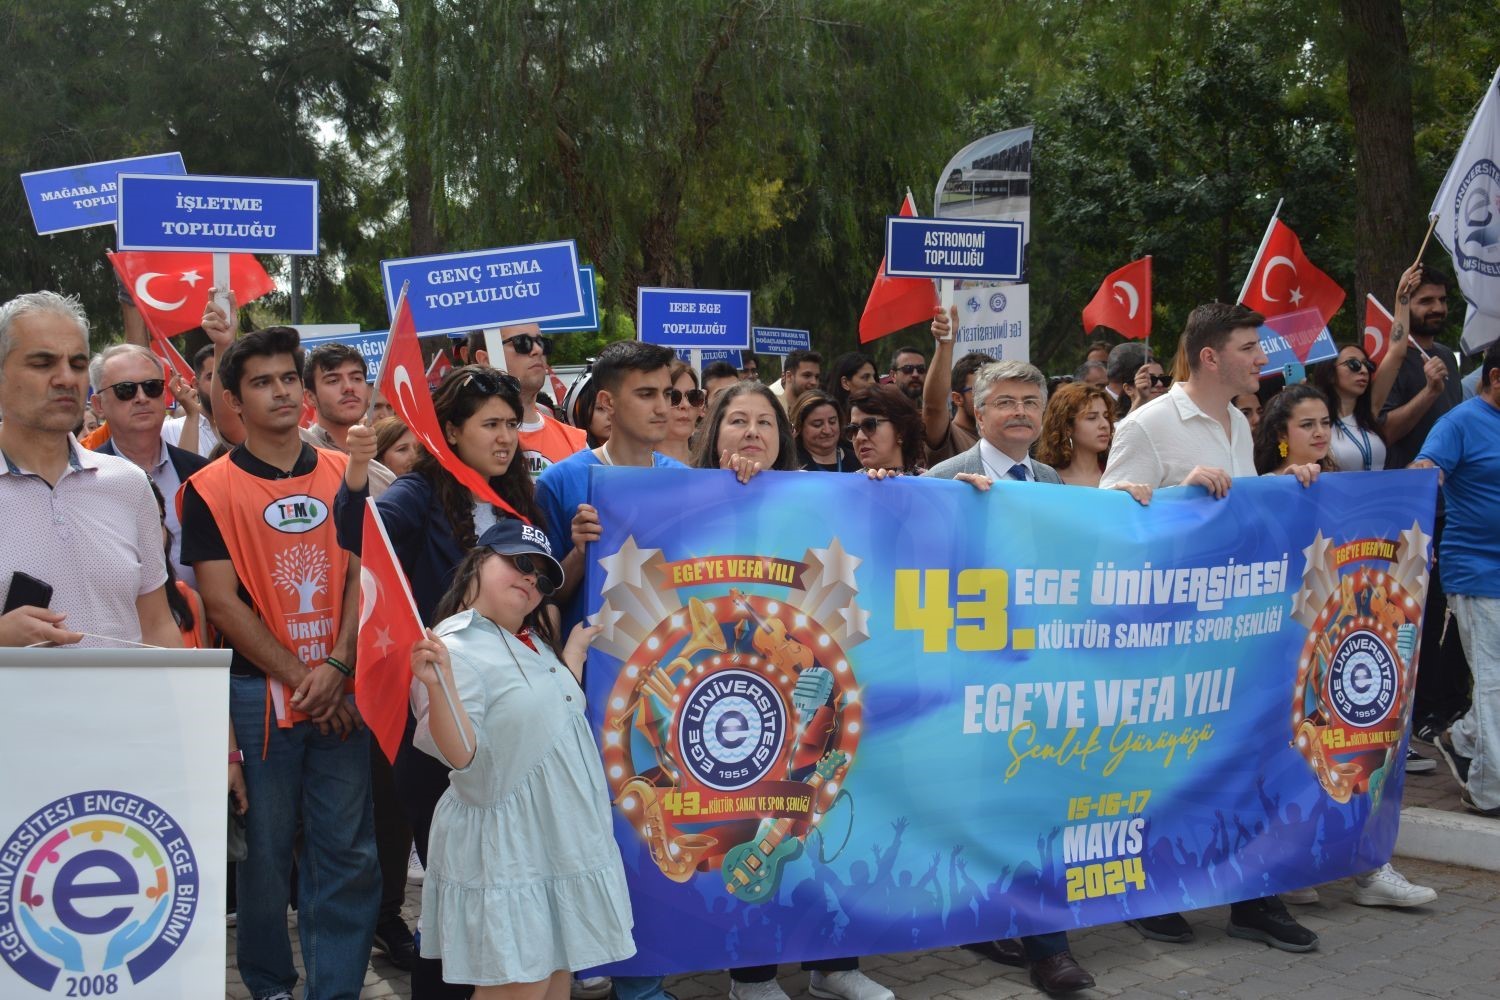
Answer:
[{"xmin": 1341, "ymin": 0, "xmax": 1422, "ymax": 312}]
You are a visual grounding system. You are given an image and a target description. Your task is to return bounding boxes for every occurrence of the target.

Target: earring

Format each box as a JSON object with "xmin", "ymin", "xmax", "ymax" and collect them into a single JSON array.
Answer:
[{"xmin": 1278, "ymin": 440, "xmax": 1288, "ymax": 459}]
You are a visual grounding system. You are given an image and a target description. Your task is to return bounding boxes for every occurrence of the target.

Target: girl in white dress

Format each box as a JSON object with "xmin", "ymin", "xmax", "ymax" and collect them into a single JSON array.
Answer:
[{"xmin": 410, "ymin": 519, "xmax": 634, "ymax": 999}]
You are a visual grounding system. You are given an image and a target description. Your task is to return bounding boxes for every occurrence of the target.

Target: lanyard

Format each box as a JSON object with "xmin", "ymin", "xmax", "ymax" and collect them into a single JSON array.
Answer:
[{"xmin": 1335, "ymin": 417, "xmax": 1373, "ymax": 471}]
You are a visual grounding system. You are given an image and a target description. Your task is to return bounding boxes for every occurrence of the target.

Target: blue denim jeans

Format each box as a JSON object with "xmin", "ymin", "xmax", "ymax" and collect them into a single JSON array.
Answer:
[
  {"xmin": 231, "ymin": 675, "xmax": 380, "ymax": 1000},
  {"xmin": 613, "ymin": 977, "xmax": 675, "ymax": 1000}
]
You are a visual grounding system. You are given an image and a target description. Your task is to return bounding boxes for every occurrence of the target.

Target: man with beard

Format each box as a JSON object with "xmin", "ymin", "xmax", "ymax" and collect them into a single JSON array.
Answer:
[
  {"xmin": 1380, "ymin": 265, "xmax": 1464, "ymax": 470},
  {"xmin": 467, "ymin": 324, "xmax": 587, "ymax": 479},
  {"xmin": 888, "ymin": 345, "xmax": 927, "ymax": 402},
  {"xmin": 163, "ymin": 343, "xmax": 221, "ymax": 457}
]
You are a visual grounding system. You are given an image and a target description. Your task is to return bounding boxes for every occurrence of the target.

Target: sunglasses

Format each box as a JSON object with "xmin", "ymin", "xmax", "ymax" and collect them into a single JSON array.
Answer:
[
  {"xmin": 843, "ymin": 416, "xmax": 891, "ymax": 440},
  {"xmin": 1340, "ymin": 358, "xmax": 1376, "ymax": 374},
  {"xmin": 1148, "ymin": 374, "xmax": 1172, "ymax": 387},
  {"xmin": 457, "ymin": 367, "xmax": 521, "ymax": 394},
  {"xmin": 502, "ymin": 333, "xmax": 553, "ymax": 357},
  {"xmin": 667, "ymin": 387, "xmax": 707, "ymax": 407},
  {"xmin": 102, "ymin": 379, "xmax": 166, "ymax": 402},
  {"xmin": 505, "ymin": 553, "xmax": 557, "ymax": 596},
  {"xmin": 895, "ymin": 364, "xmax": 928, "ymax": 376}
]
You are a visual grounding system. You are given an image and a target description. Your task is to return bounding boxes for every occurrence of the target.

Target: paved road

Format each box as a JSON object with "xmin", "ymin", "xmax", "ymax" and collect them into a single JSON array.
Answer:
[{"xmin": 228, "ymin": 856, "xmax": 1500, "ymax": 1000}]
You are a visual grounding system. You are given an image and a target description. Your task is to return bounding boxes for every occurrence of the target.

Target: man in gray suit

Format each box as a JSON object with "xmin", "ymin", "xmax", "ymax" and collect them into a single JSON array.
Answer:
[
  {"xmin": 924, "ymin": 359, "xmax": 1092, "ymax": 995},
  {"xmin": 926, "ymin": 360, "xmax": 1063, "ymax": 486}
]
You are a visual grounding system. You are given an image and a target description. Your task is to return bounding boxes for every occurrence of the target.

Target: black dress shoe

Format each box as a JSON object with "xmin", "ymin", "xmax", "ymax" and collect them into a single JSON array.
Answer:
[
  {"xmin": 1029, "ymin": 952, "xmax": 1096, "ymax": 995},
  {"xmin": 373, "ymin": 916, "xmax": 417, "ymax": 971},
  {"xmin": 1126, "ymin": 912, "xmax": 1194, "ymax": 943},
  {"xmin": 962, "ymin": 938, "xmax": 1027, "ymax": 967}
]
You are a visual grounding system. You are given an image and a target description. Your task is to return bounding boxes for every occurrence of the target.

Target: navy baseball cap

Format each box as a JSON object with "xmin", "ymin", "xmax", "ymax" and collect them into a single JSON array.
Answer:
[{"xmin": 477, "ymin": 518, "xmax": 564, "ymax": 594}]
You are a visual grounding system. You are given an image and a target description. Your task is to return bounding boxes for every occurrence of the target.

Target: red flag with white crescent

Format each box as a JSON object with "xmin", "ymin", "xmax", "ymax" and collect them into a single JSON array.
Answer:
[
  {"xmin": 356, "ymin": 499, "xmax": 426, "ymax": 764},
  {"xmin": 108, "ymin": 250, "xmax": 275, "ymax": 336},
  {"xmin": 1081, "ymin": 257, "xmax": 1152, "ymax": 339},
  {"xmin": 378, "ymin": 288, "xmax": 527, "ymax": 521},
  {"xmin": 858, "ymin": 192, "xmax": 940, "ymax": 343},
  {"xmin": 1363, "ymin": 294, "xmax": 1393, "ymax": 366},
  {"xmin": 1239, "ymin": 219, "xmax": 1346, "ymax": 361},
  {"xmin": 425, "ymin": 349, "xmax": 454, "ymax": 391}
]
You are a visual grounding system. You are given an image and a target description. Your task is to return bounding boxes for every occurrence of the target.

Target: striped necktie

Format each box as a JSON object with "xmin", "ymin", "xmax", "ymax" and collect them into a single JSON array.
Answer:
[{"xmin": 1008, "ymin": 463, "xmax": 1030, "ymax": 482}]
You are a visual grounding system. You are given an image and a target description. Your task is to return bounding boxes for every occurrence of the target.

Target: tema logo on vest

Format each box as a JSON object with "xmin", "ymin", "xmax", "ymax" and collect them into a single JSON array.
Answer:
[
  {"xmin": 262, "ymin": 494, "xmax": 329, "ymax": 533},
  {"xmin": 0, "ymin": 791, "xmax": 199, "ymax": 994}
]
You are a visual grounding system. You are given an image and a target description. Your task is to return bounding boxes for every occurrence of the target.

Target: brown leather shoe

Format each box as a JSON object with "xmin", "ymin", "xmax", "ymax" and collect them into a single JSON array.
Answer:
[
  {"xmin": 1028, "ymin": 951, "xmax": 1096, "ymax": 995},
  {"xmin": 962, "ymin": 938, "xmax": 1027, "ymax": 967}
]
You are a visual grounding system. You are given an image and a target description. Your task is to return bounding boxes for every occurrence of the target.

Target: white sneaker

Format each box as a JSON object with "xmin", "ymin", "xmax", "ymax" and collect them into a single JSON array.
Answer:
[
  {"xmin": 572, "ymin": 976, "xmax": 612, "ymax": 999},
  {"xmin": 1352, "ymin": 863, "xmax": 1437, "ymax": 907},
  {"xmin": 728, "ymin": 979, "xmax": 791, "ymax": 1000},
  {"xmin": 1281, "ymin": 886, "xmax": 1319, "ymax": 904},
  {"xmin": 809, "ymin": 970, "xmax": 894, "ymax": 1000},
  {"xmin": 407, "ymin": 843, "xmax": 425, "ymax": 885}
]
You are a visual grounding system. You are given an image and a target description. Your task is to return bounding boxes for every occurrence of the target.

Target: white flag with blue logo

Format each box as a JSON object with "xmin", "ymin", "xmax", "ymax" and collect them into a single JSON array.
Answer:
[{"xmin": 1431, "ymin": 64, "xmax": 1500, "ymax": 354}]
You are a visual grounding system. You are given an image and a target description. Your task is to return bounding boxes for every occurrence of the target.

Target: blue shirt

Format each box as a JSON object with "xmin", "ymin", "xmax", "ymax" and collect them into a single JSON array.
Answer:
[
  {"xmin": 536, "ymin": 448, "xmax": 686, "ymax": 628},
  {"xmin": 1416, "ymin": 396, "xmax": 1500, "ymax": 597}
]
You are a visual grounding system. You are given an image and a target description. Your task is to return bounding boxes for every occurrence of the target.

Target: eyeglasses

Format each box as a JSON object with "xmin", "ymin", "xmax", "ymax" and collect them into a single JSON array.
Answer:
[
  {"xmin": 981, "ymin": 395, "xmax": 1043, "ymax": 413},
  {"xmin": 843, "ymin": 416, "xmax": 891, "ymax": 440},
  {"xmin": 102, "ymin": 379, "xmax": 166, "ymax": 402},
  {"xmin": 666, "ymin": 387, "xmax": 707, "ymax": 407},
  {"xmin": 501, "ymin": 333, "xmax": 553, "ymax": 357},
  {"xmin": 505, "ymin": 553, "xmax": 557, "ymax": 596},
  {"xmin": 1340, "ymin": 359, "xmax": 1376, "ymax": 374},
  {"xmin": 457, "ymin": 367, "xmax": 521, "ymax": 394},
  {"xmin": 1148, "ymin": 374, "xmax": 1172, "ymax": 388},
  {"xmin": 895, "ymin": 364, "xmax": 928, "ymax": 376}
]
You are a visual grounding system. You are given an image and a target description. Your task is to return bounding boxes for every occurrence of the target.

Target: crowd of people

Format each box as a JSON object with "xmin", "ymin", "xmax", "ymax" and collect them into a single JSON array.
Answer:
[{"xmin": 0, "ymin": 255, "xmax": 1494, "ymax": 1000}]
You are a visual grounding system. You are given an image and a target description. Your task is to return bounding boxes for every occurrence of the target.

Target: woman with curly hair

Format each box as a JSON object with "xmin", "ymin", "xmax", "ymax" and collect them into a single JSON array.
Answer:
[
  {"xmin": 1035, "ymin": 382, "xmax": 1116, "ymax": 488},
  {"xmin": 1253, "ymin": 383, "xmax": 1336, "ymax": 475}
]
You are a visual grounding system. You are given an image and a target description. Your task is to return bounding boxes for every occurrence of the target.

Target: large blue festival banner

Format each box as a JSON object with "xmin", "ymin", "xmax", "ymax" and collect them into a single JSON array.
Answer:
[{"xmin": 582, "ymin": 469, "xmax": 1437, "ymax": 975}]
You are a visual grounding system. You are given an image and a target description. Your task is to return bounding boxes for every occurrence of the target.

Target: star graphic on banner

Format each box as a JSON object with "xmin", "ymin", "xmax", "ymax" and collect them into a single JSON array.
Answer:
[
  {"xmin": 1288, "ymin": 286, "xmax": 1304, "ymax": 307},
  {"xmin": 1301, "ymin": 530, "xmax": 1333, "ymax": 581},
  {"xmin": 1291, "ymin": 584, "xmax": 1321, "ymax": 623},
  {"xmin": 373, "ymin": 626, "xmax": 394, "ymax": 657},
  {"xmin": 839, "ymin": 600, "xmax": 871, "ymax": 645},
  {"xmin": 179, "ymin": 269, "xmax": 203, "ymax": 288},
  {"xmin": 598, "ymin": 536, "xmax": 660, "ymax": 594},
  {"xmin": 590, "ymin": 600, "xmax": 626, "ymax": 643},
  {"xmin": 810, "ymin": 538, "xmax": 862, "ymax": 592},
  {"xmin": 1398, "ymin": 521, "xmax": 1432, "ymax": 566}
]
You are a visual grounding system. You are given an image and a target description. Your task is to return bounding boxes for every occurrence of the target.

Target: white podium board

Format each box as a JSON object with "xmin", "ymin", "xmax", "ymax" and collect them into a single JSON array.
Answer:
[{"xmin": 0, "ymin": 648, "xmax": 229, "ymax": 999}]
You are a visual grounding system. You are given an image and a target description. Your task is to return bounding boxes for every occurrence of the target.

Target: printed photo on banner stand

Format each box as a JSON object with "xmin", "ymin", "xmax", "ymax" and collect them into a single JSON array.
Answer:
[
  {"xmin": 21, "ymin": 152, "xmax": 185, "ymax": 236},
  {"xmin": 0, "ymin": 647, "xmax": 231, "ymax": 999},
  {"xmin": 933, "ymin": 125, "xmax": 1033, "ymax": 361},
  {"xmin": 578, "ymin": 466, "xmax": 1437, "ymax": 976},
  {"xmin": 116, "ymin": 172, "xmax": 320, "ymax": 323},
  {"xmin": 637, "ymin": 286, "xmax": 751, "ymax": 373},
  {"xmin": 380, "ymin": 240, "xmax": 586, "ymax": 364}
]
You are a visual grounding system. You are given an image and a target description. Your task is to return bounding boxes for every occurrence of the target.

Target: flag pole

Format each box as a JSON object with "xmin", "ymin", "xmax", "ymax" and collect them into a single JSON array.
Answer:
[
  {"xmin": 1413, "ymin": 214, "xmax": 1439, "ymax": 269},
  {"xmin": 1237, "ymin": 198, "xmax": 1284, "ymax": 304},
  {"xmin": 366, "ymin": 497, "xmax": 473, "ymax": 755}
]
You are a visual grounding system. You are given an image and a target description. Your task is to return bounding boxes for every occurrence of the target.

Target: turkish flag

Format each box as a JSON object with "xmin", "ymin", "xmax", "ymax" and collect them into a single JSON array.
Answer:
[
  {"xmin": 1082, "ymin": 256, "xmax": 1152, "ymax": 339},
  {"xmin": 1240, "ymin": 219, "xmax": 1345, "ymax": 334},
  {"xmin": 1363, "ymin": 294, "xmax": 1394, "ymax": 366},
  {"xmin": 356, "ymin": 499, "xmax": 425, "ymax": 764},
  {"xmin": 547, "ymin": 366, "xmax": 569, "ymax": 412},
  {"xmin": 859, "ymin": 193, "xmax": 940, "ymax": 344},
  {"xmin": 147, "ymin": 334, "xmax": 193, "ymax": 382},
  {"xmin": 378, "ymin": 290, "xmax": 527, "ymax": 521},
  {"xmin": 425, "ymin": 350, "xmax": 454, "ymax": 391},
  {"xmin": 108, "ymin": 250, "xmax": 276, "ymax": 336}
]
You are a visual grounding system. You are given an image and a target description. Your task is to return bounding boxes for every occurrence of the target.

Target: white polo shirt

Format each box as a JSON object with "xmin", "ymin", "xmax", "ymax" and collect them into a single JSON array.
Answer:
[
  {"xmin": 161, "ymin": 412, "xmax": 219, "ymax": 458},
  {"xmin": 0, "ymin": 438, "xmax": 168, "ymax": 647},
  {"xmin": 1102, "ymin": 382, "xmax": 1255, "ymax": 489}
]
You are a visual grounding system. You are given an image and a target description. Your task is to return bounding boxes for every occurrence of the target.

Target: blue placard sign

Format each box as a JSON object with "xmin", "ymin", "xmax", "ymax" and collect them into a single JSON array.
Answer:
[
  {"xmin": 637, "ymin": 287, "xmax": 751, "ymax": 349},
  {"xmin": 539, "ymin": 265, "xmax": 599, "ymax": 333},
  {"xmin": 299, "ymin": 330, "xmax": 389, "ymax": 383},
  {"xmin": 674, "ymin": 348, "xmax": 743, "ymax": 368},
  {"xmin": 751, "ymin": 326, "xmax": 810, "ymax": 355},
  {"xmin": 1259, "ymin": 309, "xmax": 1339, "ymax": 373},
  {"xmin": 116, "ymin": 173, "xmax": 319, "ymax": 254},
  {"xmin": 884, "ymin": 216, "xmax": 1024, "ymax": 280},
  {"xmin": 21, "ymin": 152, "xmax": 186, "ymax": 235},
  {"xmin": 381, "ymin": 241, "xmax": 585, "ymax": 337}
]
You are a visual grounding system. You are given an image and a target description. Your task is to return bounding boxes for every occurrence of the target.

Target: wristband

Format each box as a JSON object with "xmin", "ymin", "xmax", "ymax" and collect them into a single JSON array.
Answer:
[
  {"xmin": 326, "ymin": 656, "xmax": 353, "ymax": 678},
  {"xmin": 228, "ymin": 749, "xmax": 245, "ymax": 764}
]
